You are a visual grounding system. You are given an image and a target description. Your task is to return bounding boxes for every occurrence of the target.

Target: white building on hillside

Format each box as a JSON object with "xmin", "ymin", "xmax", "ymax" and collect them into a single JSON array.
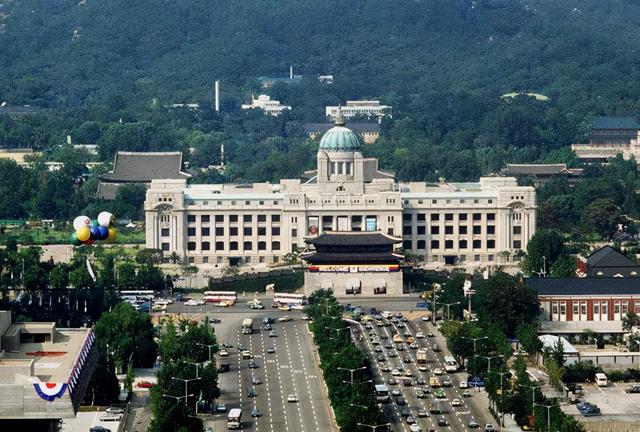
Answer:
[
  {"xmin": 326, "ymin": 100, "xmax": 392, "ymax": 120},
  {"xmin": 241, "ymin": 95, "xmax": 291, "ymax": 116}
]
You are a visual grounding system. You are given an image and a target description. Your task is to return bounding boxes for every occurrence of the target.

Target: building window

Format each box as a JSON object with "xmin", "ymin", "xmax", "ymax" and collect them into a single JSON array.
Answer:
[
  {"xmin": 552, "ymin": 303, "xmax": 558, "ymax": 316},
  {"xmin": 487, "ymin": 213, "xmax": 495, "ymax": 221},
  {"xmin": 272, "ymin": 241, "xmax": 280, "ymax": 251},
  {"xmin": 560, "ymin": 303, "xmax": 566, "ymax": 316},
  {"xmin": 188, "ymin": 257, "xmax": 194, "ymax": 263},
  {"xmin": 202, "ymin": 227, "xmax": 210, "ymax": 236},
  {"xmin": 581, "ymin": 302, "xmax": 587, "ymax": 316},
  {"xmin": 292, "ymin": 228, "xmax": 298, "ymax": 237},
  {"xmin": 258, "ymin": 227, "xmax": 266, "ymax": 236},
  {"xmin": 445, "ymin": 213, "xmax": 453, "ymax": 221},
  {"xmin": 215, "ymin": 227, "xmax": 224, "ymax": 236},
  {"xmin": 161, "ymin": 242, "xmax": 170, "ymax": 251},
  {"xmin": 203, "ymin": 257, "xmax": 209, "ymax": 263},
  {"xmin": 513, "ymin": 240, "xmax": 522, "ymax": 249},
  {"xmin": 601, "ymin": 302, "xmax": 608, "ymax": 316},
  {"xmin": 187, "ymin": 242, "xmax": 196, "ymax": 251},
  {"xmin": 244, "ymin": 227, "xmax": 252, "ymax": 236},
  {"xmin": 258, "ymin": 214, "xmax": 267, "ymax": 222},
  {"xmin": 403, "ymin": 213, "xmax": 413, "ymax": 222},
  {"xmin": 244, "ymin": 214, "xmax": 252, "ymax": 222},
  {"xmin": 417, "ymin": 240, "xmax": 426, "ymax": 249},
  {"xmin": 202, "ymin": 242, "xmax": 210, "ymax": 251},
  {"xmin": 258, "ymin": 241, "xmax": 267, "ymax": 251},
  {"xmin": 201, "ymin": 215, "xmax": 210, "ymax": 223},
  {"xmin": 215, "ymin": 215, "xmax": 224, "ymax": 223},
  {"xmin": 474, "ymin": 255, "xmax": 480, "ymax": 261},
  {"xmin": 230, "ymin": 215, "xmax": 238, "ymax": 222},
  {"xmin": 487, "ymin": 226, "xmax": 495, "ymax": 235},
  {"xmin": 161, "ymin": 228, "xmax": 170, "ymax": 237},
  {"xmin": 215, "ymin": 241, "xmax": 224, "ymax": 251},
  {"xmin": 473, "ymin": 240, "xmax": 481, "ymax": 249},
  {"xmin": 594, "ymin": 303, "xmax": 599, "ymax": 315},
  {"xmin": 459, "ymin": 226, "xmax": 467, "ymax": 235},
  {"xmin": 417, "ymin": 226, "xmax": 426, "ymax": 235},
  {"xmin": 403, "ymin": 226, "xmax": 412, "ymax": 236},
  {"xmin": 614, "ymin": 301, "xmax": 621, "ymax": 314},
  {"xmin": 473, "ymin": 226, "xmax": 481, "ymax": 235},
  {"xmin": 459, "ymin": 240, "xmax": 467, "ymax": 249},
  {"xmin": 417, "ymin": 213, "xmax": 426, "ymax": 221},
  {"xmin": 445, "ymin": 240, "xmax": 453, "ymax": 249},
  {"xmin": 430, "ymin": 226, "xmax": 440, "ymax": 235},
  {"xmin": 487, "ymin": 240, "xmax": 495, "ymax": 249},
  {"xmin": 431, "ymin": 240, "xmax": 440, "ymax": 249},
  {"xmin": 445, "ymin": 226, "xmax": 454, "ymax": 235},
  {"xmin": 244, "ymin": 241, "xmax": 252, "ymax": 251},
  {"xmin": 573, "ymin": 302, "xmax": 579, "ymax": 317},
  {"xmin": 272, "ymin": 214, "xmax": 281, "ymax": 222},
  {"xmin": 230, "ymin": 241, "xmax": 238, "ymax": 251},
  {"xmin": 473, "ymin": 213, "xmax": 481, "ymax": 221},
  {"xmin": 403, "ymin": 240, "xmax": 413, "ymax": 250},
  {"xmin": 513, "ymin": 226, "xmax": 522, "ymax": 235},
  {"xmin": 459, "ymin": 214, "xmax": 467, "ymax": 221},
  {"xmin": 488, "ymin": 254, "xmax": 494, "ymax": 261},
  {"xmin": 187, "ymin": 215, "xmax": 196, "ymax": 223},
  {"xmin": 187, "ymin": 227, "xmax": 196, "ymax": 236},
  {"xmin": 430, "ymin": 214, "xmax": 439, "ymax": 221},
  {"xmin": 272, "ymin": 226, "xmax": 280, "ymax": 236},
  {"xmin": 230, "ymin": 227, "xmax": 238, "ymax": 236},
  {"xmin": 623, "ymin": 301, "xmax": 629, "ymax": 314}
]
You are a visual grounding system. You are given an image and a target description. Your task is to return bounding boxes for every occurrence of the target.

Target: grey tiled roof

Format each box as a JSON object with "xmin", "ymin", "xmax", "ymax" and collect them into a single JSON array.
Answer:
[
  {"xmin": 587, "ymin": 246, "xmax": 636, "ymax": 268},
  {"xmin": 591, "ymin": 116, "xmax": 640, "ymax": 130},
  {"xmin": 100, "ymin": 151, "xmax": 192, "ymax": 182}
]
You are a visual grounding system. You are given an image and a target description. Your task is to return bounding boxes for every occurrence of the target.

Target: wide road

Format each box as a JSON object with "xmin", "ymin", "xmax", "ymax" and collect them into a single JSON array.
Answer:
[
  {"xmin": 353, "ymin": 314, "xmax": 495, "ymax": 432},
  {"xmin": 205, "ymin": 310, "xmax": 334, "ymax": 432}
]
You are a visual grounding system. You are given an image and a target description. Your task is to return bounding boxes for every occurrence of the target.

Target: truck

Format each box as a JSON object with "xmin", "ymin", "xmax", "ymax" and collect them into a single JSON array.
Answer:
[
  {"xmin": 429, "ymin": 376, "xmax": 441, "ymax": 387},
  {"xmin": 227, "ymin": 408, "xmax": 242, "ymax": 429},
  {"xmin": 392, "ymin": 333, "xmax": 403, "ymax": 344},
  {"xmin": 416, "ymin": 349, "xmax": 428, "ymax": 365},
  {"xmin": 242, "ymin": 318, "xmax": 253, "ymax": 334}
]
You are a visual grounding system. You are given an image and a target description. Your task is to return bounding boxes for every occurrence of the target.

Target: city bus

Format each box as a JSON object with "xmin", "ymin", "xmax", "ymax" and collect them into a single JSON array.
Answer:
[
  {"xmin": 444, "ymin": 355, "xmax": 459, "ymax": 372},
  {"xmin": 227, "ymin": 408, "xmax": 242, "ymax": 429},
  {"xmin": 374, "ymin": 384, "xmax": 390, "ymax": 402},
  {"xmin": 241, "ymin": 318, "xmax": 253, "ymax": 334},
  {"xmin": 119, "ymin": 290, "xmax": 155, "ymax": 302},
  {"xmin": 203, "ymin": 291, "xmax": 237, "ymax": 304},
  {"xmin": 273, "ymin": 293, "xmax": 307, "ymax": 306}
]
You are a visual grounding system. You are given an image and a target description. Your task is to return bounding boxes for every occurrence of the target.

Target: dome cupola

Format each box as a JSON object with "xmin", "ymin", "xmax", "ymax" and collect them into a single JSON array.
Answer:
[{"xmin": 319, "ymin": 109, "xmax": 362, "ymax": 152}]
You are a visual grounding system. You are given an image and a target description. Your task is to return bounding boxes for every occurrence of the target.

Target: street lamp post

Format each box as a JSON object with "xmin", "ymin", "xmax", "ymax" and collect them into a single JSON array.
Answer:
[
  {"xmin": 440, "ymin": 302, "xmax": 461, "ymax": 321},
  {"xmin": 461, "ymin": 336, "xmax": 488, "ymax": 354},
  {"xmin": 523, "ymin": 383, "xmax": 540, "ymax": 416},
  {"xmin": 357, "ymin": 422, "xmax": 391, "ymax": 431},
  {"xmin": 337, "ymin": 366, "xmax": 367, "ymax": 385},
  {"xmin": 475, "ymin": 354, "xmax": 503, "ymax": 372},
  {"xmin": 344, "ymin": 379, "xmax": 373, "ymax": 387},
  {"xmin": 494, "ymin": 370, "xmax": 510, "ymax": 426},
  {"xmin": 172, "ymin": 377, "xmax": 201, "ymax": 406},
  {"xmin": 534, "ymin": 402, "xmax": 559, "ymax": 432},
  {"xmin": 196, "ymin": 343, "xmax": 216, "ymax": 362},
  {"xmin": 184, "ymin": 361, "xmax": 204, "ymax": 378},
  {"xmin": 163, "ymin": 393, "xmax": 194, "ymax": 404},
  {"xmin": 431, "ymin": 283, "xmax": 441, "ymax": 325}
]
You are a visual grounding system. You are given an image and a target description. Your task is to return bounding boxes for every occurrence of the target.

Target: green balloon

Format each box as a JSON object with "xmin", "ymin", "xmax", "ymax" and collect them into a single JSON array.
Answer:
[
  {"xmin": 70, "ymin": 232, "xmax": 81, "ymax": 246},
  {"xmin": 91, "ymin": 219, "xmax": 99, "ymax": 227}
]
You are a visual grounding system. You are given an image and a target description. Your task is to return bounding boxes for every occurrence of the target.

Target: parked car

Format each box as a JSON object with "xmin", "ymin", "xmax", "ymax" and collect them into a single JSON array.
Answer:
[
  {"xmin": 217, "ymin": 363, "xmax": 230, "ymax": 373},
  {"xmin": 136, "ymin": 380, "xmax": 155, "ymax": 388},
  {"xmin": 287, "ymin": 394, "xmax": 298, "ymax": 403},
  {"xmin": 208, "ymin": 317, "xmax": 221, "ymax": 323},
  {"xmin": 214, "ymin": 403, "xmax": 227, "ymax": 412},
  {"xmin": 106, "ymin": 406, "xmax": 125, "ymax": 414},
  {"xmin": 278, "ymin": 315, "xmax": 293, "ymax": 322},
  {"xmin": 90, "ymin": 427, "xmax": 111, "ymax": 432},
  {"xmin": 437, "ymin": 417, "xmax": 448, "ymax": 426},
  {"xmin": 219, "ymin": 349, "xmax": 229, "ymax": 356}
]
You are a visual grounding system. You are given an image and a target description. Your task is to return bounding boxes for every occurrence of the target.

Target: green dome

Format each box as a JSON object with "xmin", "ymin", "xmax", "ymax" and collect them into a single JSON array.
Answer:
[{"xmin": 319, "ymin": 125, "xmax": 362, "ymax": 151}]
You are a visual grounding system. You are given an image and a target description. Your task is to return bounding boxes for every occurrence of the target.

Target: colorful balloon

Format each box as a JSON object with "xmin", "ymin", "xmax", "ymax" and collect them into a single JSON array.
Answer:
[
  {"xmin": 69, "ymin": 232, "xmax": 81, "ymax": 246},
  {"xmin": 97, "ymin": 226, "xmax": 109, "ymax": 240},
  {"xmin": 76, "ymin": 226, "xmax": 91, "ymax": 242},
  {"xmin": 107, "ymin": 227, "xmax": 117, "ymax": 243},
  {"xmin": 84, "ymin": 239, "xmax": 94, "ymax": 246},
  {"xmin": 98, "ymin": 211, "xmax": 114, "ymax": 228},
  {"xmin": 90, "ymin": 225, "xmax": 101, "ymax": 240},
  {"xmin": 73, "ymin": 216, "xmax": 91, "ymax": 231}
]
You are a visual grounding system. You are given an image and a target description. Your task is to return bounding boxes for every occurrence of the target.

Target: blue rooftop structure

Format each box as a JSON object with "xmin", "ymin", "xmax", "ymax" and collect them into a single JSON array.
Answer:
[{"xmin": 318, "ymin": 110, "xmax": 362, "ymax": 152}]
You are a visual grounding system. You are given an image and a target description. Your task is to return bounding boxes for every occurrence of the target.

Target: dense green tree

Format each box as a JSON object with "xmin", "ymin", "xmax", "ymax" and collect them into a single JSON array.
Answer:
[
  {"xmin": 549, "ymin": 255, "xmax": 577, "ymax": 277},
  {"xmin": 516, "ymin": 323, "xmax": 543, "ymax": 356},
  {"xmin": 523, "ymin": 229, "xmax": 565, "ymax": 276},
  {"xmin": 111, "ymin": 183, "xmax": 147, "ymax": 220},
  {"xmin": 582, "ymin": 198, "xmax": 627, "ymax": 240}
]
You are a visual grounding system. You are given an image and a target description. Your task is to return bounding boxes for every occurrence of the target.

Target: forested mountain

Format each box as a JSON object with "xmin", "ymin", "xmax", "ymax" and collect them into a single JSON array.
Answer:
[{"xmin": 2, "ymin": 0, "xmax": 640, "ymax": 116}]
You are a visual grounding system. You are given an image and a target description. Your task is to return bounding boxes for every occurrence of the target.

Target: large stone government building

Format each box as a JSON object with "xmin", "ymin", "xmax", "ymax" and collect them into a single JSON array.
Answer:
[{"xmin": 145, "ymin": 114, "xmax": 536, "ymax": 269}]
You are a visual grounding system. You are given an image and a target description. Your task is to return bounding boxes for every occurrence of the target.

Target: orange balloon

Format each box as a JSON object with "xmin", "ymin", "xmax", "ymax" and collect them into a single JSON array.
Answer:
[{"xmin": 107, "ymin": 228, "xmax": 117, "ymax": 243}]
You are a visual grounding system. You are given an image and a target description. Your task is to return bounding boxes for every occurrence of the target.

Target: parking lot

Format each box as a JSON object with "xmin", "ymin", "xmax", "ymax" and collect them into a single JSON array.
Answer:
[
  {"xmin": 563, "ymin": 381, "xmax": 640, "ymax": 422},
  {"xmin": 354, "ymin": 313, "xmax": 494, "ymax": 432},
  {"xmin": 205, "ymin": 310, "xmax": 334, "ymax": 432}
]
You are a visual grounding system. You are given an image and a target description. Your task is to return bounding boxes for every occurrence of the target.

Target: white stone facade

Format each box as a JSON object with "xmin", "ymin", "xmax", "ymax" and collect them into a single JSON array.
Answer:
[{"xmin": 145, "ymin": 126, "xmax": 536, "ymax": 270}]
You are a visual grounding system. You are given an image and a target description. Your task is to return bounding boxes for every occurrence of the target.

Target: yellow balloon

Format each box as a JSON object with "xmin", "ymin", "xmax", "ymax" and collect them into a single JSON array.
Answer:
[
  {"xmin": 107, "ymin": 227, "xmax": 117, "ymax": 242},
  {"xmin": 76, "ymin": 226, "xmax": 91, "ymax": 242}
]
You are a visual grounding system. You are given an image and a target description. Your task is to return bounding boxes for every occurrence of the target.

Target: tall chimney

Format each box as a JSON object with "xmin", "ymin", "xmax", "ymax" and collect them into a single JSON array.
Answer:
[
  {"xmin": 289, "ymin": 66, "xmax": 293, "ymax": 80},
  {"xmin": 214, "ymin": 80, "xmax": 220, "ymax": 113}
]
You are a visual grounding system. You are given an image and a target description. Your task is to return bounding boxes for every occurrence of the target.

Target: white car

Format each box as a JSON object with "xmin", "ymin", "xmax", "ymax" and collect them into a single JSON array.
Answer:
[
  {"xmin": 287, "ymin": 394, "xmax": 298, "ymax": 403},
  {"xmin": 415, "ymin": 332, "xmax": 424, "ymax": 338},
  {"xmin": 278, "ymin": 316, "xmax": 293, "ymax": 322},
  {"xmin": 418, "ymin": 365, "xmax": 429, "ymax": 372},
  {"xmin": 451, "ymin": 398, "xmax": 462, "ymax": 407},
  {"xmin": 433, "ymin": 368, "xmax": 443, "ymax": 375},
  {"xmin": 100, "ymin": 413, "xmax": 123, "ymax": 421},
  {"xmin": 291, "ymin": 304, "xmax": 304, "ymax": 310},
  {"xmin": 184, "ymin": 300, "xmax": 199, "ymax": 306},
  {"xmin": 219, "ymin": 349, "xmax": 229, "ymax": 357},
  {"xmin": 460, "ymin": 381, "xmax": 468, "ymax": 389},
  {"xmin": 409, "ymin": 425, "xmax": 422, "ymax": 432},
  {"xmin": 391, "ymin": 369, "xmax": 402, "ymax": 376},
  {"xmin": 421, "ymin": 316, "xmax": 430, "ymax": 321}
]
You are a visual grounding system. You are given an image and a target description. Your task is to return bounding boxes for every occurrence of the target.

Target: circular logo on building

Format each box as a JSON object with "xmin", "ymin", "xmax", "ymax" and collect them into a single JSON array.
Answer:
[{"xmin": 309, "ymin": 225, "xmax": 318, "ymax": 235}]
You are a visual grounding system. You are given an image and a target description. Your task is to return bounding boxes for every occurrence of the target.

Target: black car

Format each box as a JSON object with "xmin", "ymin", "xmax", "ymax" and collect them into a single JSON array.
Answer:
[
  {"xmin": 217, "ymin": 363, "xmax": 230, "ymax": 373},
  {"xmin": 90, "ymin": 428, "xmax": 111, "ymax": 432},
  {"xmin": 208, "ymin": 317, "xmax": 221, "ymax": 324},
  {"xmin": 247, "ymin": 387, "xmax": 257, "ymax": 398},
  {"xmin": 249, "ymin": 360, "xmax": 258, "ymax": 369},
  {"xmin": 396, "ymin": 396, "xmax": 407, "ymax": 405},
  {"xmin": 437, "ymin": 417, "xmax": 448, "ymax": 426},
  {"xmin": 400, "ymin": 408, "xmax": 411, "ymax": 417}
]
